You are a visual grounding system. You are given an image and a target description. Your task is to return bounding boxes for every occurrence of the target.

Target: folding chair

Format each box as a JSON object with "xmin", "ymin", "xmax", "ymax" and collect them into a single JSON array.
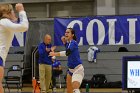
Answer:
[{"xmin": 4, "ymin": 65, "xmax": 22, "ymax": 93}]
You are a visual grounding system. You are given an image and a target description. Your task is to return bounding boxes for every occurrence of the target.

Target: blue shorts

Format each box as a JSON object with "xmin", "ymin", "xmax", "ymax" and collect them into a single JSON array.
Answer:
[
  {"xmin": 67, "ymin": 70, "xmax": 73, "ymax": 76},
  {"xmin": 0, "ymin": 57, "xmax": 3, "ymax": 67}
]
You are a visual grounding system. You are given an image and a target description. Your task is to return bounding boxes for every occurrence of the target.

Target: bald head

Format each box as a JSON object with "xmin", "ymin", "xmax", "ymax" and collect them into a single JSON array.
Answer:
[{"xmin": 44, "ymin": 34, "xmax": 51, "ymax": 44}]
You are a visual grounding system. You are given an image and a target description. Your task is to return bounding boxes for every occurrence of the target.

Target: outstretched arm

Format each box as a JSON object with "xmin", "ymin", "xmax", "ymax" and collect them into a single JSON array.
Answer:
[{"xmin": 49, "ymin": 51, "xmax": 66, "ymax": 57}]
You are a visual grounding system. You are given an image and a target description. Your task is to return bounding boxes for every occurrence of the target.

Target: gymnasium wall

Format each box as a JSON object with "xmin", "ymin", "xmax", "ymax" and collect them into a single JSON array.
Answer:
[
  {"xmin": 25, "ymin": 19, "xmax": 140, "ymax": 82},
  {"xmin": 2, "ymin": 0, "xmax": 140, "ymax": 82}
]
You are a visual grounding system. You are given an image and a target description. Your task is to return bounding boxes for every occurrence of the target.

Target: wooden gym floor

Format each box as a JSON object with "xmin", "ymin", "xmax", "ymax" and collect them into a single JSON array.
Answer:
[{"xmin": 4, "ymin": 87, "xmax": 129, "ymax": 93}]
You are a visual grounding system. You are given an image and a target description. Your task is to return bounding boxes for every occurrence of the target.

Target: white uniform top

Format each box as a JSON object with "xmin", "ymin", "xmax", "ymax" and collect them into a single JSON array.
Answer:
[
  {"xmin": 0, "ymin": 11, "xmax": 29, "ymax": 66},
  {"xmin": 87, "ymin": 46, "xmax": 100, "ymax": 62}
]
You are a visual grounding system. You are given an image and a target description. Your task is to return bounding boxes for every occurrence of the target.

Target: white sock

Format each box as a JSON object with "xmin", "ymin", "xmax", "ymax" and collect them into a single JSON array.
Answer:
[{"xmin": 73, "ymin": 89, "xmax": 80, "ymax": 93}]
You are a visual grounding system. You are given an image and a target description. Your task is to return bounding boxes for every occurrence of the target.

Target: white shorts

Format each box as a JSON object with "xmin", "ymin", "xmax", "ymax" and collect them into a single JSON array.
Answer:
[{"xmin": 69, "ymin": 65, "xmax": 84, "ymax": 84}]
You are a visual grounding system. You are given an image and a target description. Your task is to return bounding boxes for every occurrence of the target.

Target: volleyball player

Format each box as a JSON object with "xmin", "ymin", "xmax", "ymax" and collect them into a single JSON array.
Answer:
[
  {"xmin": 49, "ymin": 28, "xmax": 84, "ymax": 93},
  {"xmin": 0, "ymin": 3, "xmax": 29, "ymax": 93}
]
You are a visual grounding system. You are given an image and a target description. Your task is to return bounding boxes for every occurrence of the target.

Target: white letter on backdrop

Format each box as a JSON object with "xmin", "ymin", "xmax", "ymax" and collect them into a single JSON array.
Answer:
[
  {"xmin": 86, "ymin": 19, "xmax": 105, "ymax": 45},
  {"xmin": 67, "ymin": 20, "xmax": 83, "ymax": 45}
]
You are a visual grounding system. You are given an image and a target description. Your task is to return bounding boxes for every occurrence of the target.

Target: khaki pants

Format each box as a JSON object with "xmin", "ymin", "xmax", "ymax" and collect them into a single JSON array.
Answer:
[{"xmin": 39, "ymin": 64, "xmax": 52, "ymax": 92}]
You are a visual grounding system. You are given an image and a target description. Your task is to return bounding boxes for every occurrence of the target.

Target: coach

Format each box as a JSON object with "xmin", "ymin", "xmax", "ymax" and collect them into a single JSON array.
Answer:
[{"xmin": 38, "ymin": 34, "xmax": 55, "ymax": 93}]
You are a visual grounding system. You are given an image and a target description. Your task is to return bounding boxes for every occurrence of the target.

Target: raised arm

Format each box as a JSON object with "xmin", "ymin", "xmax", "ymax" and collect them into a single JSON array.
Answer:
[
  {"xmin": 0, "ymin": 3, "xmax": 29, "ymax": 32},
  {"xmin": 61, "ymin": 36, "xmax": 67, "ymax": 45}
]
